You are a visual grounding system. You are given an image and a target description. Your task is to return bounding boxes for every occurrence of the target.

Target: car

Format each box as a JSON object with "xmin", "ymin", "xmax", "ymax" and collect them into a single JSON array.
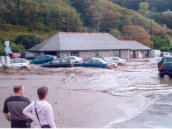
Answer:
[
  {"xmin": 163, "ymin": 52, "xmax": 172, "ymax": 57},
  {"xmin": 158, "ymin": 57, "xmax": 172, "ymax": 70},
  {"xmin": 9, "ymin": 53, "xmax": 21, "ymax": 59},
  {"xmin": 21, "ymin": 52, "xmax": 35, "ymax": 60},
  {"xmin": 9, "ymin": 58, "xmax": 30, "ymax": 68},
  {"xmin": 104, "ymin": 57, "xmax": 126, "ymax": 66},
  {"xmin": 64, "ymin": 56, "xmax": 83, "ymax": 64},
  {"xmin": 159, "ymin": 61, "xmax": 172, "ymax": 80},
  {"xmin": 74, "ymin": 58, "xmax": 113, "ymax": 69},
  {"xmin": 30, "ymin": 55, "xmax": 54, "ymax": 64},
  {"xmin": 41, "ymin": 59, "xmax": 73, "ymax": 68}
]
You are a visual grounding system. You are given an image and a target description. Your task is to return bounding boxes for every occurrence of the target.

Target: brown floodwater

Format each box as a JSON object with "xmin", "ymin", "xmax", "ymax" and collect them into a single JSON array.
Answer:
[{"xmin": 1, "ymin": 57, "xmax": 172, "ymax": 128}]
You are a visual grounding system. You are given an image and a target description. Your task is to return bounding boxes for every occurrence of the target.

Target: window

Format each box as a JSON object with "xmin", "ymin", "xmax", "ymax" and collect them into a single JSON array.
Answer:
[
  {"xmin": 71, "ymin": 51, "xmax": 79, "ymax": 57},
  {"xmin": 114, "ymin": 50, "xmax": 120, "ymax": 57}
]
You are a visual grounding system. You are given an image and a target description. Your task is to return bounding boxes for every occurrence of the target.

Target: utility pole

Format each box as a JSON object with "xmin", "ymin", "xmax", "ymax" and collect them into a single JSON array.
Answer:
[
  {"xmin": 95, "ymin": 0, "xmax": 100, "ymax": 32},
  {"xmin": 151, "ymin": 19, "xmax": 153, "ymax": 38},
  {"xmin": 96, "ymin": 8, "xmax": 100, "ymax": 32}
]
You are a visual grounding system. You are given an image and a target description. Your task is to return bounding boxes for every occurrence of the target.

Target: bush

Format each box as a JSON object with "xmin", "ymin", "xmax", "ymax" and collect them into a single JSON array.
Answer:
[
  {"xmin": 10, "ymin": 43, "xmax": 26, "ymax": 53},
  {"xmin": 14, "ymin": 34, "xmax": 42, "ymax": 49}
]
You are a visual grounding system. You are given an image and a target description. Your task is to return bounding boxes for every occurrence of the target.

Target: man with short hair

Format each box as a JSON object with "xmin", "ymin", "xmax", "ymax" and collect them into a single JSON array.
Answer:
[{"xmin": 3, "ymin": 85, "xmax": 31, "ymax": 128}]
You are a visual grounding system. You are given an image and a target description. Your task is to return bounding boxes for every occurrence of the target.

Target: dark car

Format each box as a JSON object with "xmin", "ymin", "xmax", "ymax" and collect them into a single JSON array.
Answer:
[
  {"xmin": 21, "ymin": 52, "xmax": 35, "ymax": 60},
  {"xmin": 159, "ymin": 62, "xmax": 172, "ymax": 80},
  {"xmin": 74, "ymin": 58, "xmax": 113, "ymax": 69},
  {"xmin": 10, "ymin": 53, "xmax": 21, "ymax": 59},
  {"xmin": 158, "ymin": 57, "xmax": 172, "ymax": 70},
  {"xmin": 31, "ymin": 55, "xmax": 54, "ymax": 64},
  {"xmin": 41, "ymin": 59, "xmax": 73, "ymax": 68}
]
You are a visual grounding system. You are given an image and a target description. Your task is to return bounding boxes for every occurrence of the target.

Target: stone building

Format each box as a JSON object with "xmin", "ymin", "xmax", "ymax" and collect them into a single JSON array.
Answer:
[{"xmin": 29, "ymin": 32, "xmax": 151, "ymax": 59}]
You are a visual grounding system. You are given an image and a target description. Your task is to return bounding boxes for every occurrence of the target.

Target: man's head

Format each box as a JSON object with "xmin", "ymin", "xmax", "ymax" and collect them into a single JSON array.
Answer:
[
  {"xmin": 13, "ymin": 85, "xmax": 24, "ymax": 96},
  {"xmin": 37, "ymin": 86, "xmax": 48, "ymax": 100}
]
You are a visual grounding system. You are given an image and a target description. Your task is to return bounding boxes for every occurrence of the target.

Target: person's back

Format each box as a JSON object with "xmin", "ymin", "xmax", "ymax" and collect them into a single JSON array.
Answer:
[
  {"xmin": 3, "ymin": 85, "xmax": 31, "ymax": 128},
  {"xmin": 23, "ymin": 86, "xmax": 56, "ymax": 128}
]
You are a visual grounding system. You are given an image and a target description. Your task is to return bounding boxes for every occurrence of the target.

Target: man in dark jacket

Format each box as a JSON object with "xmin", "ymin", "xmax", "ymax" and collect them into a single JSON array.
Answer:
[{"xmin": 3, "ymin": 85, "xmax": 31, "ymax": 128}]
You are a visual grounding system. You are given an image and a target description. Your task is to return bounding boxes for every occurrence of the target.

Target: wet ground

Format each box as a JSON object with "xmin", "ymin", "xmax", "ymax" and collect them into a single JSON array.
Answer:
[{"xmin": 1, "ymin": 57, "xmax": 172, "ymax": 128}]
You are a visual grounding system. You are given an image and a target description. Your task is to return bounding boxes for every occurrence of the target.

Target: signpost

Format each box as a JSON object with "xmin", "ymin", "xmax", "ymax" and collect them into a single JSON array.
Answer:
[{"xmin": 4, "ymin": 41, "xmax": 12, "ymax": 56}]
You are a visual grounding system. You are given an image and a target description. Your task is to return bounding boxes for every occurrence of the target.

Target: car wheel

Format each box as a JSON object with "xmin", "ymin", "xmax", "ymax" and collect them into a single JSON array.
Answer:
[{"xmin": 163, "ymin": 74, "xmax": 170, "ymax": 80}]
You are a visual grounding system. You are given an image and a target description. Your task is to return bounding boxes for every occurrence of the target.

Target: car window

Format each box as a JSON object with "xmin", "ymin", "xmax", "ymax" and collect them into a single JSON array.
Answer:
[
  {"xmin": 35, "ymin": 56, "xmax": 41, "ymax": 60},
  {"xmin": 92, "ymin": 60, "xmax": 99, "ymax": 64},
  {"xmin": 10, "ymin": 59, "xmax": 15, "ymax": 64},
  {"xmin": 15, "ymin": 59, "xmax": 23, "ymax": 63},
  {"xmin": 52, "ymin": 60, "xmax": 60, "ymax": 64},
  {"xmin": 70, "ymin": 57, "xmax": 75, "ymax": 60},
  {"xmin": 61, "ymin": 59, "xmax": 69, "ymax": 63},
  {"xmin": 14, "ymin": 53, "xmax": 21, "ymax": 56},
  {"xmin": 112, "ymin": 58, "xmax": 118, "ymax": 60},
  {"xmin": 164, "ymin": 58, "xmax": 171, "ymax": 62},
  {"xmin": 85, "ymin": 60, "xmax": 92, "ymax": 64}
]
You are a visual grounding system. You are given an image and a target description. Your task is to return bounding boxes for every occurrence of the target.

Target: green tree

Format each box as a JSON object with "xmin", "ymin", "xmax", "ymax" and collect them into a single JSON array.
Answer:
[
  {"xmin": 151, "ymin": 35, "xmax": 170, "ymax": 49},
  {"xmin": 123, "ymin": 25, "xmax": 153, "ymax": 47},
  {"xmin": 139, "ymin": 2, "xmax": 149, "ymax": 16},
  {"xmin": 10, "ymin": 43, "xmax": 26, "ymax": 53},
  {"xmin": 14, "ymin": 35, "xmax": 42, "ymax": 49},
  {"xmin": 110, "ymin": 29, "xmax": 124, "ymax": 39}
]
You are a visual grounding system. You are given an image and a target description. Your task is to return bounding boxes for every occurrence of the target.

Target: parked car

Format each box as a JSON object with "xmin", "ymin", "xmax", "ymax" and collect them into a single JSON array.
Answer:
[
  {"xmin": 104, "ymin": 57, "xmax": 126, "ymax": 66},
  {"xmin": 41, "ymin": 59, "xmax": 73, "ymax": 68},
  {"xmin": 31, "ymin": 55, "xmax": 54, "ymax": 64},
  {"xmin": 163, "ymin": 52, "xmax": 172, "ymax": 57},
  {"xmin": 159, "ymin": 62, "xmax": 172, "ymax": 80},
  {"xmin": 158, "ymin": 57, "xmax": 172, "ymax": 70},
  {"xmin": 64, "ymin": 56, "xmax": 83, "ymax": 64},
  {"xmin": 9, "ymin": 58, "xmax": 30, "ymax": 68},
  {"xmin": 74, "ymin": 58, "xmax": 113, "ymax": 69},
  {"xmin": 10, "ymin": 53, "xmax": 21, "ymax": 59},
  {"xmin": 21, "ymin": 52, "xmax": 35, "ymax": 60}
]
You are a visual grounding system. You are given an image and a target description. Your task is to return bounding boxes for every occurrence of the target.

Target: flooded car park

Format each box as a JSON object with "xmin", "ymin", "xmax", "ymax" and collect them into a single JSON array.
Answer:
[{"xmin": 0, "ymin": 57, "xmax": 172, "ymax": 128}]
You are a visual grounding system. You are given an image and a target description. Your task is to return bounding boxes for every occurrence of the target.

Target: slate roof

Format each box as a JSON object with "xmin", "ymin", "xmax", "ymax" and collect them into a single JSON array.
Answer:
[{"xmin": 30, "ymin": 32, "xmax": 151, "ymax": 51}]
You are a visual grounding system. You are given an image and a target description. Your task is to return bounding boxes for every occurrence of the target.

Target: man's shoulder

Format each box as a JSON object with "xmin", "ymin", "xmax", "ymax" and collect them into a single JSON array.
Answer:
[{"xmin": 5, "ymin": 96, "xmax": 30, "ymax": 103}]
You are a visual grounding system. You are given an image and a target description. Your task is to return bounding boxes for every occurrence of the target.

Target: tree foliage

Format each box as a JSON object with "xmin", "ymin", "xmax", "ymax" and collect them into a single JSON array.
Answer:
[
  {"xmin": 123, "ymin": 25, "xmax": 153, "ymax": 47},
  {"xmin": 14, "ymin": 34, "xmax": 41, "ymax": 49}
]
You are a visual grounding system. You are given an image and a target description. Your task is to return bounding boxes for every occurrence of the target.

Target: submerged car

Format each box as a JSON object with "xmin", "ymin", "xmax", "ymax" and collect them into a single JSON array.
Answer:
[
  {"xmin": 10, "ymin": 53, "xmax": 21, "ymax": 59},
  {"xmin": 104, "ymin": 57, "xmax": 126, "ymax": 66},
  {"xmin": 31, "ymin": 55, "xmax": 54, "ymax": 64},
  {"xmin": 21, "ymin": 52, "xmax": 35, "ymax": 60},
  {"xmin": 9, "ymin": 58, "xmax": 30, "ymax": 68},
  {"xmin": 74, "ymin": 58, "xmax": 113, "ymax": 69},
  {"xmin": 159, "ymin": 62, "xmax": 172, "ymax": 80},
  {"xmin": 158, "ymin": 57, "xmax": 172, "ymax": 70},
  {"xmin": 64, "ymin": 56, "xmax": 83, "ymax": 64},
  {"xmin": 41, "ymin": 59, "xmax": 73, "ymax": 68}
]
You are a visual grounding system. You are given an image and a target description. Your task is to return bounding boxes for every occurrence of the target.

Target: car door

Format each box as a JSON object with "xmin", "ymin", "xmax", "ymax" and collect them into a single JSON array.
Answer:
[
  {"xmin": 60, "ymin": 59, "xmax": 69, "ymax": 67},
  {"xmin": 83, "ymin": 60, "xmax": 92, "ymax": 67},
  {"xmin": 92, "ymin": 59, "xmax": 99, "ymax": 67},
  {"xmin": 52, "ymin": 60, "xmax": 60, "ymax": 67},
  {"xmin": 14, "ymin": 59, "xmax": 25, "ymax": 67}
]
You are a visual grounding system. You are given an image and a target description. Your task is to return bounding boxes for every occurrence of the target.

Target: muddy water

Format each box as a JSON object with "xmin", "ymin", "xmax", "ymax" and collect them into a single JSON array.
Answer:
[{"xmin": 0, "ymin": 58, "xmax": 172, "ymax": 128}]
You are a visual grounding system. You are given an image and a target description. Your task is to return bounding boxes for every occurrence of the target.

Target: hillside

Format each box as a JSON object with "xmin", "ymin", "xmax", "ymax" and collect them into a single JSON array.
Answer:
[{"xmin": 0, "ymin": 0, "xmax": 172, "ymax": 53}]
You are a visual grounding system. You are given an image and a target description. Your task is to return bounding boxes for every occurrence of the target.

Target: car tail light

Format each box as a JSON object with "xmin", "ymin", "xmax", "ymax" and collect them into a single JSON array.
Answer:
[
  {"xmin": 70, "ymin": 63, "xmax": 73, "ymax": 67},
  {"xmin": 160, "ymin": 63, "xmax": 164, "ymax": 70},
  {"xmin": 106, "ymin": 64, "xmax": 110, "ymax": 68}
]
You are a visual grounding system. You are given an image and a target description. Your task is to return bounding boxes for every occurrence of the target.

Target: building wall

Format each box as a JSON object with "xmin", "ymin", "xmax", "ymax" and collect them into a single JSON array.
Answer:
[
  {"xmin": 129, "ymin": 50, "xmax": 150, "ymax": 58},
  {"xmin": 59, "ymin": 50, "xmax": 130, "ymax": 59},
  {"xmin": 120, "ymin": 50, "xmax": 130, "ymax": 60}
]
